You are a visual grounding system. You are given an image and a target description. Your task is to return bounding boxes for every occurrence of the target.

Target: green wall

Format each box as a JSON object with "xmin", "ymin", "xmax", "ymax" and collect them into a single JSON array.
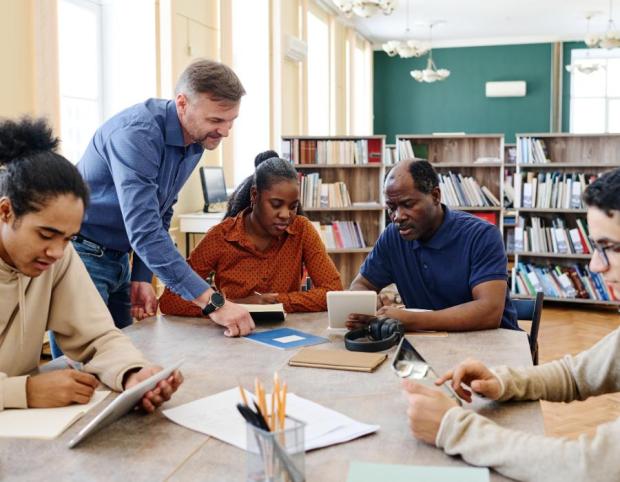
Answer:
[{"xmin": 373, "ymin": 43, "xmax": 553, "ymax": 144}]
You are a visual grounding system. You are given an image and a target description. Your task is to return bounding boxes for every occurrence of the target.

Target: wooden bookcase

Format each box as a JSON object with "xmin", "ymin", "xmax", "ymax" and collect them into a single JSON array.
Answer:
[
  {"xmin": 512, "ymin": 133, "xmax": 620, "ymax": 306},
  {"xmin": 395, "ymin": 134, "xmax": 505, "ymax": 228},
  {"xmin": 281, "ymin": 135, "xmax": 387, "ymax": 287}
]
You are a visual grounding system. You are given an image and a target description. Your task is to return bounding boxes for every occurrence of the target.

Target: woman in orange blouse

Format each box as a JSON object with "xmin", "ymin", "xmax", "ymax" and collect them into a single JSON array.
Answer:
[{"xmin": 159, "ymin": 154, "xmax": 343, "ymax": 315}]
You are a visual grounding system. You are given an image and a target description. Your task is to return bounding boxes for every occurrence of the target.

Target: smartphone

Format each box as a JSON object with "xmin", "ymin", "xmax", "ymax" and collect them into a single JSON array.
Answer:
[{"xmin": 391, "ymin": 337, "xmax": 462, "ymax": 405}]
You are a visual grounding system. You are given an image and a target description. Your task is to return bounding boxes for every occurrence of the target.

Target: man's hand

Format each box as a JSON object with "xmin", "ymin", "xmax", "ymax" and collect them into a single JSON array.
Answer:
[
  {"xmin": 345, "ymin": 313, "xmax": 377, "ymax": 330},
  {"xmin": 123, "ymin": 366, "xmax": 184, "ymax": 413},
  {"xmin": 435, "ymin": 359, "xmax": 502, "ymax": 403},
  {"xmin": 232, "ymin": 293, "xmax": 279, "ymax": 305},
  {"xmin": 130, "ymin": 281, "xmax": 158, "ymax": 320},
  {"xmin": 209, "ymin": 300, "xmax": 255, "ymax": 337},
  {"xmin": 26, "ymin": 370, "xmax": 99, "ymax": 408},
  {"xmin": 377, "ymin": 305, "xmax": 406, "ymax": 320},
  {"xmin": 378, "ymin": 292, "xmax": 402, "ymax": 309},
  {"xmin": 403, "ymin": 379, "xmax": 458, "ymax": 445}
]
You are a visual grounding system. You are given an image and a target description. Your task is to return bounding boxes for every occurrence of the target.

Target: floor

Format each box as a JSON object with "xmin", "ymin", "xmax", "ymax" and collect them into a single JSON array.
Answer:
[{"xmin": 535, "ymin": 304, "xmax": 620, "ymax": 440}]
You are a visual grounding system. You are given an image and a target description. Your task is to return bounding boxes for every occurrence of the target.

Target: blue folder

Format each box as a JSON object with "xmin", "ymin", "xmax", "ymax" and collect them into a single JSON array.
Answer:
[{"xmin": 244, "ymin": 328, "xmax": 329, "ymax": 350}]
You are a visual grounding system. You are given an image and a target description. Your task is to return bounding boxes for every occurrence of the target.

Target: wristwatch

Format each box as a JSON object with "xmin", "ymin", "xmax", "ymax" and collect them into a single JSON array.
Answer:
[{"xmin": 201, "ymin": 291, "xmax": 226, "ymax": 316}]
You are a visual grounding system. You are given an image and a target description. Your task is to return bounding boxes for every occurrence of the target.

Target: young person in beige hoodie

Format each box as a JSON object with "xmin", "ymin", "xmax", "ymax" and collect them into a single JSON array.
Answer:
[
  {"xmin": 402, "ymin": 168, "xmax": 620, "ymax": 482},
  {"xmin": 0, "ymin": 117, "xmax": 182, "ymax": 412}
]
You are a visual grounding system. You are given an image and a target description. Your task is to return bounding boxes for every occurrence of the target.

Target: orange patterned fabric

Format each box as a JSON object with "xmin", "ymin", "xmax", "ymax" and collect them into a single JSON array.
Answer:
[{"xmin": 159, "ymin": 210, "xmax": 343, "ymax": 315}]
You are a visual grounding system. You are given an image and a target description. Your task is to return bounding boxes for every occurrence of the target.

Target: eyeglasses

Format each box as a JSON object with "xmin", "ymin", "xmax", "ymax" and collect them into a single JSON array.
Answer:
[{"xmin": 588, "ymin": 237, "xmax": 620, "ymax": 268}]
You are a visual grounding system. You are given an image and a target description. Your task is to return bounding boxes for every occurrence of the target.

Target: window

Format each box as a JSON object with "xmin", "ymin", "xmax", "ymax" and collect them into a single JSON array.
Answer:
[
  {"xmin": 231, "ymin": 0, "xmax": 270, "ymax": 185},
  {"xmin": 351, "ymin": 36, "xmax": 372, "ymax": 135},
  {"xmin": 569, "ymin": 48, "xmax": 620, "ymax": 133},
  {"xmin": 307, "ymin": 7, "xmax": 330, "ymax": 135},
  {"xmin": 58, "ymin": 0, "xmax": 103, "ymax": 163}
]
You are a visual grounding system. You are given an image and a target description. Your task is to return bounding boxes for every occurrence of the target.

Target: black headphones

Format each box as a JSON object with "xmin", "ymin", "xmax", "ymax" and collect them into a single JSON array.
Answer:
[{"xmin": 344, "ymin": 318, "xmax": 405, "ymax": 352}]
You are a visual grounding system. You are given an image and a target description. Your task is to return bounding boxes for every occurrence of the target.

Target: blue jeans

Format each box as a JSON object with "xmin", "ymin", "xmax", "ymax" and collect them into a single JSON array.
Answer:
[{"xmin": 49, "ymin": 239, "xmax": 132, "ymax": 358}]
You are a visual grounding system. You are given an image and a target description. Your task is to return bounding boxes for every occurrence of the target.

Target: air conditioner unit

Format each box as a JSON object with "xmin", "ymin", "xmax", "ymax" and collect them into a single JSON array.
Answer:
[
  {"xmin": 485, "ymin": 81, "xmax": 527, "ymax": 98},
  {"xmin": 284, "ymin": 35, "xmax": 307, "ymax": 62}
]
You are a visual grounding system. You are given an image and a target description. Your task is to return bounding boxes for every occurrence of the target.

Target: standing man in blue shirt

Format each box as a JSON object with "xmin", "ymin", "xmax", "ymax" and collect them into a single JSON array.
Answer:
[
  {"xmin": 59, "ymin": 59, "xmax": 254, "ymax": 348},
  {"xmin": 347, "ymin": 159, "xmax": 518, "ymax": 331}
]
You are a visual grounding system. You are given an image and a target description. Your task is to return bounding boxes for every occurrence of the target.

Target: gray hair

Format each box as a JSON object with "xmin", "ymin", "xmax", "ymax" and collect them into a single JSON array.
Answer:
[{"xmin": 175, "ymin": 59, "xmax": 246, "ymax": 102}]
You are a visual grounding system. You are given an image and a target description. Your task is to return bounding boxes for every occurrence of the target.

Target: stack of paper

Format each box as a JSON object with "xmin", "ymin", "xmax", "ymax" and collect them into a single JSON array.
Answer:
[
  {"xmin": 0, "ymin": 390, "xmax": 110, "ymax": 440},
  {"xmin": 163, "ymin": 388, "xmax": 379, "ymax": 450}
]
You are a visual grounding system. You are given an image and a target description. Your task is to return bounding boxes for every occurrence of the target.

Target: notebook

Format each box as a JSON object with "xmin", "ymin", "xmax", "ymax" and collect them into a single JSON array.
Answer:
[
  {"xmin": 0, "ymin": 390, "xmax": 110, "ymax": 440},
  {"xmin": 346, "ymin": 462, "xmax": 490, "ymax": 482},
  {"xmin": 237, "ymin": 303, "xmax": 286, "ymax": 323},
  {"xmin": 288, "ymin": 347, "xmax": 387, "ymax": 372},
  {"xmin": 244, "ymin": 328, "xmax": 328, "ymax": 350}
]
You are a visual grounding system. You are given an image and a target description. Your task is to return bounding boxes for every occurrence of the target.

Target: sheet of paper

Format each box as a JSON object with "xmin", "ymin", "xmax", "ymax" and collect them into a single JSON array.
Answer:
[
  {"xmin": 347, "ymin": 462, "xmax": 489, "ymax": 482},
  {"xmin": 163, "ymin": 388, "xmax": 379, "ymax": 451},
  {"xmin": 274, "ymin": 335, "xmax": 305, "ymax": 343},
  {"xmin": 0, "ymin": 390, "xmax": 110, "ymax": 440}
]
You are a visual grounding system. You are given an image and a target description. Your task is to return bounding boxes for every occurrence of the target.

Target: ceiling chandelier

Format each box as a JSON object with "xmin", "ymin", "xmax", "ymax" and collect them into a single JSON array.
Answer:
[
  {"xmin": 410, "ymin": 23, "xmax": 450, "ymax": 83},
  {"xmin": 566, "ymin": 15, "xmax": 606, "ymax": 74},
  {"xmin": 585, "ymin": 0, "xmax": 620, "ymax": 49},
  {"xmin": 335, "ymin": 0, "xmax": 395, "ymax": 18},
  {"xmin": 382, "ymin": 0, "xmax": 429, "ymax": 58}
]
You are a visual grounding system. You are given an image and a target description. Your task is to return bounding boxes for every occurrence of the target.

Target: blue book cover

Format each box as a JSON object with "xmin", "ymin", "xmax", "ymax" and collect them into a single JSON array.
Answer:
[{"xmin": 244, "ymin": 328, "xmax": 329, "ymax": 350}]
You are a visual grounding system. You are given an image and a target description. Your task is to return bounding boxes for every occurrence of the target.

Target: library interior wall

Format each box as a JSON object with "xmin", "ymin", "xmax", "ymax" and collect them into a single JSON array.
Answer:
[{"xmin": 373, "ymin": 43, "xmax": 554, "ymax": 144}]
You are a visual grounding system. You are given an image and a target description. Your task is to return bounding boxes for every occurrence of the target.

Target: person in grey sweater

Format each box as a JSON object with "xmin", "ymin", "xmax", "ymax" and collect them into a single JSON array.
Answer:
[{"xmin": 402, "ymin": 167, "xmax": 620, "ymax": 482}]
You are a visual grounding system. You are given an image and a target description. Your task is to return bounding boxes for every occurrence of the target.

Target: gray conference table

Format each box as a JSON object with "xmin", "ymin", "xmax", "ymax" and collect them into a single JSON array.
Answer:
[{"xmin": 2, "ymin": 313, "xmax": 543, "ymax": 481}]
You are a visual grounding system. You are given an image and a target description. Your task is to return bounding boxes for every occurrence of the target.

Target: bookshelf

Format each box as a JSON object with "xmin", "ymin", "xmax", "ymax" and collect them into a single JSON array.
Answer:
[
  {"xmin": 281, "ymin": 135, "xmax": 387, "ymax": 286},
  {"xmin": 396, "ymin": 134, "xmax": 505, "ymax": 227},
  {"xmin": 511, "ymin": 133, "xmax": 620, "ymax": 306}
]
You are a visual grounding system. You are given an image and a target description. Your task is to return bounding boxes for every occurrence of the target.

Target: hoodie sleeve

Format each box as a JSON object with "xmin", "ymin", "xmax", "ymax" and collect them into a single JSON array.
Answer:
[
  {"xmin": 0, "ymin": 373, "xmax": 29, "ymax": 410},
  {"xmin": 46, "ymin": 245, "xmax": 150, "ymax": 391}
]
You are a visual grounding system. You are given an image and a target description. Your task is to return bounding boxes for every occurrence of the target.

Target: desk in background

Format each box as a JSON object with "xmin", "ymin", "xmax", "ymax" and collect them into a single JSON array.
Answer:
[
  {"xmin": 1, "ymin": 313, "xmax": 543, "ymax": 481},
  {"xmin": 178, "ymin": 211, "xmax": 224, "ymax": 256}
]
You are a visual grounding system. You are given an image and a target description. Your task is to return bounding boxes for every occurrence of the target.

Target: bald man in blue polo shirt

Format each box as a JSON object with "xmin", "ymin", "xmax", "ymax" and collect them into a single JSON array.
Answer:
[{"xmin": 347, "ymin": 159, "xmax": 518, "ymax": 331}]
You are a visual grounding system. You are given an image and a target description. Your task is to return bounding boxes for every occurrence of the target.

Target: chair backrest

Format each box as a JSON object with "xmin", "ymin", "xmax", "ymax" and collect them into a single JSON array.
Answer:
[{"xmin": 512, "ymin": 291, "xmax": 544, "ymax": 364}]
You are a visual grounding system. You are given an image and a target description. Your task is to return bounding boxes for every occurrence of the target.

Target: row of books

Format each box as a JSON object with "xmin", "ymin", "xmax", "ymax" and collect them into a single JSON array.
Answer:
[
  {"xmin": 439, "ymin": 172, "xmax": 501, "ymax": 208},
  {"xmin": 383, "ymin": 145, "xmax": 398, "ymax": 165},
  {"xmin": 397, "ymin": 139, "xmax": 415, "ymax": 160},
  {"xmin": 281, "ymin": 139, "xmax": 382, "ymax": 165},
  {"xmin": 310, "ymin": 221, "xmax": 366, "ymax": 249},
  {"xmin": 517, "ymin": 137, "xmax": 549, "ymax": 164},
  {"xmin": 298, "ymin": 173, "xmax": 352, "ymax": 208},
  {"xmin": 516, "ymin": 172, "xmax": 595, "ymax": 209},
  {"xmin": 512, "ymin": 262, "xmax": 616, "ymax": 301},
  {"xmin": 506, "ymin": 217, "xmax": 592, "ymax": 254}
]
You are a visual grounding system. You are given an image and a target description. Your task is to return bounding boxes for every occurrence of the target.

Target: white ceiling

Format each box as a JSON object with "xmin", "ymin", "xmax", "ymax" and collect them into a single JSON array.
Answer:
[{"xmin": 333, "ymin": 0, "xmax": 617, "ymax": 49}]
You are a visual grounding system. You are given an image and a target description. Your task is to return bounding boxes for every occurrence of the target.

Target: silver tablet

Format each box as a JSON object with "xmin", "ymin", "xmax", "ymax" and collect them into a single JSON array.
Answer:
[
  {"xmin": 392, "ymin": 337, "xmax": 462, "ymax": 405},
  {"xmin": 326, "ymin": 291, "xmax": 376, "ymax": 330},
  {"xmin": 68, "ymin": 360, "xmax": 183, "ymax": 448}
]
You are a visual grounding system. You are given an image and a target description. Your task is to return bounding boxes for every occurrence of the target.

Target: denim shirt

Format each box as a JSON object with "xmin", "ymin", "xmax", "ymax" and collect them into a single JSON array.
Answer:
[{"xmin": 77, "ymin": 98, "xmax": 209, "ymax": 300}]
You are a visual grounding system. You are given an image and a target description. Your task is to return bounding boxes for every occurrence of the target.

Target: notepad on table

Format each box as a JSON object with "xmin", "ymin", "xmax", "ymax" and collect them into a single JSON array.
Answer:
[
  {"xmin": 346, "ymin": 462, "xmax": 489, "ymax": 482},
  {"xmin": 289, "ymin": 347, "xmax": 387, "ymax": 372},
  {"xmin": 244, "ymin": 328, "xmax": 328, "ymax": 350},
  {"xmin": 237, "ymin": 303, "xmax": 286, "ymax": 323},
  {"xmin": 0, "ymin": 390, "xmax": 110, "ymax": 440}
]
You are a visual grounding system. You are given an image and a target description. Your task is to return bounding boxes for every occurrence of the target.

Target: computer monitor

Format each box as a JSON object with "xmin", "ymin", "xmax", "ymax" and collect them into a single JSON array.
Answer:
[{"xmin": 199, "ymin": 166, "xmax": 228, "ymax": 212}]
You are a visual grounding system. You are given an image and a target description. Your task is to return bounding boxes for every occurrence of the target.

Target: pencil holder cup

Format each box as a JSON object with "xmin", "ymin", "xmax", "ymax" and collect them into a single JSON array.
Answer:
[{"xmin": 246, "ymin": 417, "xmax": 306, "ymax": 482}]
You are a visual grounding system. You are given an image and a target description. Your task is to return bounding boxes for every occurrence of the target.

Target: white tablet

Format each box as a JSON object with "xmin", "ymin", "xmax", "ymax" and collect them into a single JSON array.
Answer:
[
  {"xmin": 68, "ymin": 359, "xmax": 183, "ymax": 448},
  {"xmin": 326, "ymin": 291, "xmax": 376, "ymax": 330}
]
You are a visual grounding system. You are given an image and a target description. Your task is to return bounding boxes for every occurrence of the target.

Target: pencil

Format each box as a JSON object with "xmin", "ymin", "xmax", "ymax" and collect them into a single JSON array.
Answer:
[
  {"xmin": 271, "ymin": 374, "xmax": 279, "ymax": 431},
  {"xmin": 238, "ymin": 384, "xmax": 249, "ymax": 406},
  {"xmin": 280, "ymin": 382, "xmax": 287, "ymax": 430}
]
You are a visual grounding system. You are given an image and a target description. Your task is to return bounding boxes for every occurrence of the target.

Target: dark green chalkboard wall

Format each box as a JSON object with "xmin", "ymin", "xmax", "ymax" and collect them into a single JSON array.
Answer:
[{"xmin": 373, "ymin": 43, "xmax": 553, "ymax": 144}]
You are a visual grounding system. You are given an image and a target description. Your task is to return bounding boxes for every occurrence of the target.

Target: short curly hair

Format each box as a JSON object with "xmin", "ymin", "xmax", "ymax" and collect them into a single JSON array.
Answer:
[{"xmin": 583, "ymin": 168, "xmax": 620, "ymax": 217}]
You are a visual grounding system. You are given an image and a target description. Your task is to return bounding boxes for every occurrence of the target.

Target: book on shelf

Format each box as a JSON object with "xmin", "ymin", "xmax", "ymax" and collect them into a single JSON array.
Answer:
[
  {"xmin": 281, "ymin": 138, "xmax": 381, "ymax": 165},
  {"xmin": 512, "ymin": 261, "xmax": 616, "ymax": 301},
  {"xmin": 383, "ymin": 145, "xmax": 398, "ymax": 165},
  {"xmin": 298, "ymin": 173, "xmax": 352, "ymax": 208},
  {"xmin": 512, "ymin": 216, "xmax": 592, "ymax": 255},
  {"xmin": 310, "ymin": 221, "xmax": 367, "ymax": 249},
  {"xmin": 397, "ymin": 139, "xmax": 414, "ymax": 161},
  {"xmin": 505, "ymin": 145, "xmax": 517, "ymax": 163},
  {"xmin": 471, "ymin": 211, "xmax": 498, "ymax": 225},
  {"xmin": 438, "ymin": 172, "xmax": 500, "ymax": 208},
  {"xmin": 504, "ymin": 171, "xmax": 515, "ymax": 208},
  {"xmin": 517, "ymin": 137, "xmax": 550, "ymax": 164},
  {"xmin": 517, "ymin": 171, "xmax": 596, "ymax": 209}
]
